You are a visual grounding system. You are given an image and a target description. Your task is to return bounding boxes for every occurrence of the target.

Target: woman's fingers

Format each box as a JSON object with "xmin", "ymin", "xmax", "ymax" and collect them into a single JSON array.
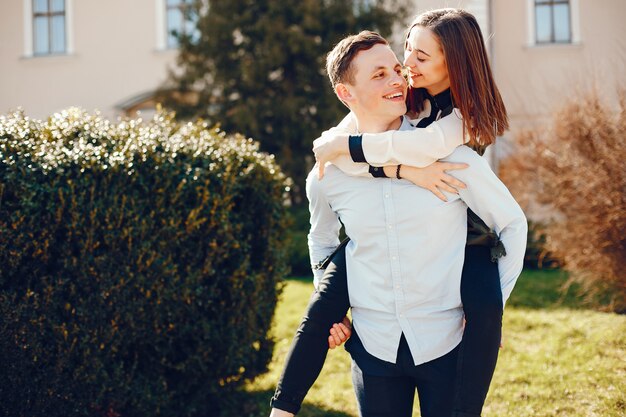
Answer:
[
  {"xmin": 317, "ymin": 161, "xmax": 326, "ymax": 179},
  {"xmin": 441, "ymin": 162, "xmax": 469, "ymax": 171},
  {"xmin": 437, "ymin": 181, "xmax": 459, "ymax": 195},
  {"xmin": 442, "ymin": 173, "xmax": 466, "ymax": 189},
  {"xmin": 430, "ymin": 186, "xmax": 448, "ymax": 202}
]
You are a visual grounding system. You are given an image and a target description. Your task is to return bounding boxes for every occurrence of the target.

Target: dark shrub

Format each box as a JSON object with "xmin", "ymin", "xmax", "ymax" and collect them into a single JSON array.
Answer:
[
  {"xmin": 285, "ymin": 206, "xmax": 313, "ymax": 278},
  {"xmin": 0, "ymin": 108, "xmax": 289, "ymax": 416}
]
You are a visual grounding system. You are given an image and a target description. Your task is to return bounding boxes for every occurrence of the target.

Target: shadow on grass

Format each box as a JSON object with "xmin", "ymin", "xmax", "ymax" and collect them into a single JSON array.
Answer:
[{"xmin": 220, "ymin": 388, "xmax": 353, "ymax": 417}]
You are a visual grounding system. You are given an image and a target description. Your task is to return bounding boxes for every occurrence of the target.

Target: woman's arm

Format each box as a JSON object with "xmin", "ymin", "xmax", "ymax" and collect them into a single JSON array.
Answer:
[
  {"xmin": 394, "ymin": 162, "xmax": 468, "ymax": 202},
  {"xmin": 315, "ymin": 113, "xmax": 376, "ymax": 178},
  {"xmin": 313, "ymin": 113, "xmax": 468, "ymax": 199},
  {"xmin": 314, "ymin": 113, "xmax": 466, "ymax": 176}
]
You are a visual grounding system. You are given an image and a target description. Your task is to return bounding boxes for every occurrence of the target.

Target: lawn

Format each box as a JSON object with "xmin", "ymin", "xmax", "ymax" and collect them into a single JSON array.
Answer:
[{"xmin": 232, "ymin": 270, "xmax": 626, "ymax": 417}]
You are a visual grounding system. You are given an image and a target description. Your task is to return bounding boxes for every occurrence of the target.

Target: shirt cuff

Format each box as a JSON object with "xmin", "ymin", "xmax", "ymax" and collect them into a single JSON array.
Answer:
[
  {"xmin": 369, "ymin": 165, "xmax": 388, "ymax": 178},
  {"xmin": 349, "ymin": 134, "xmax": 367, "ymax": 163}
]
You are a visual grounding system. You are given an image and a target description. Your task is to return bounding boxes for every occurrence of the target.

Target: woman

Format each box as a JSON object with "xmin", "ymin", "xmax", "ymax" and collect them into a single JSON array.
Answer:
[{"xmin": 271, "ymin": 9, "xmax": 509, "ymax": 417}]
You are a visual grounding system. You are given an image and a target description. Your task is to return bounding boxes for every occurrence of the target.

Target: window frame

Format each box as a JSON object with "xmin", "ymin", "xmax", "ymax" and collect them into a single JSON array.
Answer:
[
  {"xmin": 534, "ymin": 0, "xmax": 571, "ymax": 44},
  {"xmin": 23, "ymin": 0, "xmax": 73, "ymax": 58},
  {"xmin": 526, "ymin": 0, "xmax": 580, "ymax": 47}
]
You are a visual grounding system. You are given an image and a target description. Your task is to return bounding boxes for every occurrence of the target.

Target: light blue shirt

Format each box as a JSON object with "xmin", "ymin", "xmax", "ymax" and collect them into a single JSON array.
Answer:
[{"xmin": 306, "ymin": 116, "xmax": 527, "ymax": 365}]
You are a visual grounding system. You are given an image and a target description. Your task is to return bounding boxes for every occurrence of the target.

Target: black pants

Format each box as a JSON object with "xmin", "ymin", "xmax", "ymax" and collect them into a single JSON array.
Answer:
[
  {"xmin": 350, "ymin": 333, "xmax": 459, "ymax": 417},
  {"xmin": 270, "ymin": 245, "xmax": 502, "ymax": 416}
]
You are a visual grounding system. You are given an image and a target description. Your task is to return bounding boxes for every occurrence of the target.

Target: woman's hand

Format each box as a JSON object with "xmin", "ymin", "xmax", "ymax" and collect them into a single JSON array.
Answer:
[
  {"xmin": 313, "ymin": 132, "xmax": 350, "ymax": 179},
  {"xmin": 399, "ymin": 162, "xmax": 468, "ymax": 201}
]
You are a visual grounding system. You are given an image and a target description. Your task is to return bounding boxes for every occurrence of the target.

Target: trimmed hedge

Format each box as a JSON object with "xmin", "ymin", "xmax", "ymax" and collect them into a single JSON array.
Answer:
[{"xmin": 0, "ymin": 108, "xmax": 289, "ymax": 416}]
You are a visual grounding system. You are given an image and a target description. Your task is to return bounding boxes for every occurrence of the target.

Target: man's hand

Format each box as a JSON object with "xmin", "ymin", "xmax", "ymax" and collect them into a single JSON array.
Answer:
[
  {"xmin": 328, "ymin": 316, "xmax": 352, "ymax": 349},
  {"xmin": 399, "ymin": 162, "xmax": 468, "ymax": 201},
  {"xmin": 313, "ymin": 133, "xmax": 350, "ymax": 179}
]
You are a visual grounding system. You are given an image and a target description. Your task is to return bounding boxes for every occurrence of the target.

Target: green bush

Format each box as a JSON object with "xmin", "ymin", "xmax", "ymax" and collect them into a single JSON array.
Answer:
[
  {"xmin": 0, "ymin": 108, "xmax": 289, "ymax": 416},
  {"xmin": 285, "ymin": 206, "xmax": 313, "ymax": 278}
]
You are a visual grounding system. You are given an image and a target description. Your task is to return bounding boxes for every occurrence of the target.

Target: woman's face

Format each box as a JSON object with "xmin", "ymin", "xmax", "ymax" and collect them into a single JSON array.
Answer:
[{"xmin": 404, "ymin": 26, "xmax": 450, "ymax": 95}]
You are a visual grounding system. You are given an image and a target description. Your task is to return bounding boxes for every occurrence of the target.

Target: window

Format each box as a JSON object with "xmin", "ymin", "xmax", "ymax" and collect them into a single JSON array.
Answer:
[
  {"xmin": 32, "ymin": 0, "xmax": 66, "ymax": 55},
  {"xmin": 166, "ymin": 0, "xmax": 199, "ymax": 48},
  {"xmin": 534, "ymin": 0, "xmax": 571, "ymax": 44}
]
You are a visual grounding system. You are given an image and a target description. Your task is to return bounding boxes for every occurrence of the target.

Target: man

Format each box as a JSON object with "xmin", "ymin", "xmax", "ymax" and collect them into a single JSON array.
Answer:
[
  {"xmin": 310, "ymin": 31, "xmax": 527, "ymax": 417},
  {"xmin": 274, "ymin": 31, "xmax": 527, "ymax": 417}
]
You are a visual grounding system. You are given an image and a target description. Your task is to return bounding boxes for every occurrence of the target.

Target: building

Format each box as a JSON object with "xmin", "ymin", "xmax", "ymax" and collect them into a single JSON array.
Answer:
[
  {"xmin": 0, "ymin": 0, "xmax": 197, "ymax": 120},
  {"xmin": 407, "ymin": 0, "xmax": 625, "ymax": 167},
  {"xmin": 1, "ymin": 0, "xmax": 624, "ymax": 132}
]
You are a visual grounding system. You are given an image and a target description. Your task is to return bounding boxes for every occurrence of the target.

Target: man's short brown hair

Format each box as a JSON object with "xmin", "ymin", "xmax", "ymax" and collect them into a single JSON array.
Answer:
[{"xmin": 326, "ymin": 31, "xmax": 389, "ymax": 88}]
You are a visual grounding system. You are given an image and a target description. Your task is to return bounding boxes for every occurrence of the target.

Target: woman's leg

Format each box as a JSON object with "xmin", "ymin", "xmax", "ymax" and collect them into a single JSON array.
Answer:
[
  {"xmin": 453, "ymin": 245, "xmax": 503, "ymax": 417},
  {"xmin": 270, "ymin": 246, "xmax": 350, "ymax": 414}
]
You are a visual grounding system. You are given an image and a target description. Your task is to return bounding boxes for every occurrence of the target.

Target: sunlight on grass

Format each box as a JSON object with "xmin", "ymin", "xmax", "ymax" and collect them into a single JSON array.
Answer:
[{"xmin": 242, "ymin": 270, "xmax": 626, "ymax": 417}]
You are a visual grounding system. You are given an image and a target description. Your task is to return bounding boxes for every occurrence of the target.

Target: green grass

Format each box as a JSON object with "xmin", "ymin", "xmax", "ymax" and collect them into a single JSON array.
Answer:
[{"xmin": 232, "ymin": 270, "xmax": 626, "ymax": 417}]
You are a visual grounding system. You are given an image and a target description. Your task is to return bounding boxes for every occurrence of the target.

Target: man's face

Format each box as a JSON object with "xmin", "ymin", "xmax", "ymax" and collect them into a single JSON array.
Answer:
[{"xmin": 342, "ymin": 44, "xmax": 407, "ymax": 121}]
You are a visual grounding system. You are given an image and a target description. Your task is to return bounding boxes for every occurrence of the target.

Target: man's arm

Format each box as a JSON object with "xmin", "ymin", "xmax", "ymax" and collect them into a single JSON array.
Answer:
[
  {"xmin": 305, "ymin": 167, "xmax": 342, "ymax": 287},
  {"xmin": 447, "ymin": 147, "xmax": 528, "ymax": 306}
]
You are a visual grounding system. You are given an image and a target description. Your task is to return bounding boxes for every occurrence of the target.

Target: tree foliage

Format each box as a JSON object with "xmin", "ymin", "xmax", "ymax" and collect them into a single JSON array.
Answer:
[{"xmin": 162, "ymin": 0, "xmax": 409, "ymax": 203}]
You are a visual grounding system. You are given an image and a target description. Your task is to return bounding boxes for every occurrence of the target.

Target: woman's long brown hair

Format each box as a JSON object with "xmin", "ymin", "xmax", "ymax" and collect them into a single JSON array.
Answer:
[{"xmin": 405, "ymin": 8, "xmax": 508, "ymax": 148}]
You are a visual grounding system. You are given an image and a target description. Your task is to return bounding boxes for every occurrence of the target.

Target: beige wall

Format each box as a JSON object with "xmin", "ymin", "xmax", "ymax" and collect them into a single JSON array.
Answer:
[
  {"xmin": 0, "ymin": 0, "xmax": 178, "ymax": 119},
  {"xmin": 492, "ymin": 0, "xmax": 626, "ymax": 130},
  {"xmin": 400, "ymin": 0, "xmax": 625, "ymax": 169},
  {"xmin": 405, "ymin": 0, "xmax": 626, "ymax": 131},
  {"xmin": 2, "ymin": 0, "xmax": 624, "ymax": 127}
]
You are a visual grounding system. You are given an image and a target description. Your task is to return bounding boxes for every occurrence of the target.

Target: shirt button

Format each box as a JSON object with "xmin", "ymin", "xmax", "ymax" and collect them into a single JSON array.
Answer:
[
  {"xmin": 385, "ymin": 194, "xmax": 390, "ymax": 198},
  {"xmin": 388, "ymin": 225, "xmax": 393, "ymax": 229},
  {"xmin": 373, "ymin": 167, "xmax": 379, "ymax": 171},
  {"xmin": 392, "ymin": 256, "xmax": 397, "ymax": 260}
]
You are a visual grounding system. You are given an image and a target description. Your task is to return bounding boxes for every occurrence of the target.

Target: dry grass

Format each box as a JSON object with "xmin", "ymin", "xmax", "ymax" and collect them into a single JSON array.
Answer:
[{"xmin": 500, "ymin": 90, "xmax": 626, "ymax": 312}]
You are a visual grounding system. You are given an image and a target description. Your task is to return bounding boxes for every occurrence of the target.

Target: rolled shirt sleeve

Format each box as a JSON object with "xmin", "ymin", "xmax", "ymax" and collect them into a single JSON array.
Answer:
[{"xmin": 306, "ymin": 167, "xmax": 342, "ymax": 287}]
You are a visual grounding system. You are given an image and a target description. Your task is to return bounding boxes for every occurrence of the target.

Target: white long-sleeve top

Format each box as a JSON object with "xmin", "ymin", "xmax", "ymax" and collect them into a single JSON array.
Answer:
[
  {"xmin": 316, "ymin": 106, "xmax": 467, "ymax": 177},
  {"xmin": 307, "ymin": 116, "xmax": 527, "ymax": 365}
]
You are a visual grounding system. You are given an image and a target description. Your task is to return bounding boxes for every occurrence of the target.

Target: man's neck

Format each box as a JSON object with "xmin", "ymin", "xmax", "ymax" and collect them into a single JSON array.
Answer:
[{"xmin": 353, "ymin": 113, "xmax": 402, "ymax": 133}]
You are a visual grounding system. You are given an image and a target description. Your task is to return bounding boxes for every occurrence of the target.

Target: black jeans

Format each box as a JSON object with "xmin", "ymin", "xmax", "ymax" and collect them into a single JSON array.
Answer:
[
  {"xmin": 270, "ymin": 244, "xmax": 502, "ymax": 416},
  {"xmin": 350, "ymin": 333, "xmax": 459, "ymax": 417}
]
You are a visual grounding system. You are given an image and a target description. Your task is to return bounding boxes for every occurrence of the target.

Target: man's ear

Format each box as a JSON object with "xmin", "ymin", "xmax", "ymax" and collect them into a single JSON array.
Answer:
[{"xmin": 335, "ymin": 83, "xmax": 354, "ymax": 105}]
